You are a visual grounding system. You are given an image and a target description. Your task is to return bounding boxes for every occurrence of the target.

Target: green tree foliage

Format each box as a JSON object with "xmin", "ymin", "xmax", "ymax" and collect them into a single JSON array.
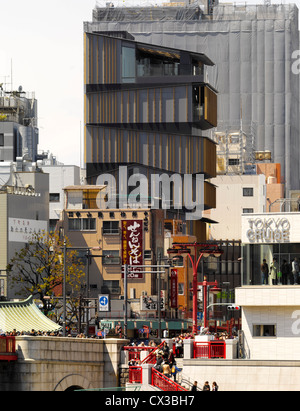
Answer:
[{"xmin": 6, "ymin": 231, "xmax": 85, "ymax": 316}]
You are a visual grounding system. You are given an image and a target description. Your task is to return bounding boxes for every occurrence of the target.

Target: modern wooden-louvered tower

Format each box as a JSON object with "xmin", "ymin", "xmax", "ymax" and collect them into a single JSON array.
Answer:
[{"xmin": 83, "ymin": 30, "xmax": 218, "ymax": 239}]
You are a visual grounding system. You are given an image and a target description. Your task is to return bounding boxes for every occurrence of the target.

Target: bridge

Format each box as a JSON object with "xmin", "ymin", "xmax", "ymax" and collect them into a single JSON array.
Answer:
[{"xmin": 0, "ymin": 335, "xmax": 125, "ymax": 391}]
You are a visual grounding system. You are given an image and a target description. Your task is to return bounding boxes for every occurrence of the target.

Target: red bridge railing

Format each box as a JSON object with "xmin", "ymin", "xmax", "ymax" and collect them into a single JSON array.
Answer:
[
  {"xmin": 129, "ymin": 366, "xmax": 143, "ymax": 384},
  {"xmin": 0, "ymin": 336, "xmax": 17, "ymax": 361},
  {"xmin": 193, "ymin": 340, "xmax": 226, "ymax": 359},
  {"xmin": 151, "ymin": 368, "xmax": 188, "ymax": 391}
]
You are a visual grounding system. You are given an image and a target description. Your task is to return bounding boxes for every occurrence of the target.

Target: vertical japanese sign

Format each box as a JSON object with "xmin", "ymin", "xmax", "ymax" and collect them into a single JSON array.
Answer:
[
  {"xmin": 170, "ymin": 268, "xmax": 178, "ymax": 308},
  {"xmin": 122, "ymin": 220, "xmax": 143, "ymax": 279}
]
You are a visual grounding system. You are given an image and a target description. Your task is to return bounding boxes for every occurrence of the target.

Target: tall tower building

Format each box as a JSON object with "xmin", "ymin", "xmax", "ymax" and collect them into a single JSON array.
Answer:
[
  {"xmin": 83, "ymin": 29, "xmax": 218, "ymax": 236},
  {"xmin": 86, "ymin": 1, "xmax": 300, "ymax": 194}
]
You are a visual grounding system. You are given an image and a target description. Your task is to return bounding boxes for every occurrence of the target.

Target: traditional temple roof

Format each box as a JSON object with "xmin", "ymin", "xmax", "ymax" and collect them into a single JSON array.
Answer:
[{"xmin": 0, "ymin": 296, "xmax": 62, "ymax": 333}]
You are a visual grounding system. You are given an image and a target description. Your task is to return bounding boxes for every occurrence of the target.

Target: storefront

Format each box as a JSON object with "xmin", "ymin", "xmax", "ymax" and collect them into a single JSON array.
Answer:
[
  {"xmin": 98, "ymin": 319, "xmax": 191, "ymax": 340},
  {"xmin": 241, "ymin": 212, "xmax": 300, "ymax": 285}
]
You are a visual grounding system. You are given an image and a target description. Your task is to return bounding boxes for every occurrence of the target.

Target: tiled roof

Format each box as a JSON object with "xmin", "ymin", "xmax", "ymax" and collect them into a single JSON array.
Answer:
[{"xmin": 0, "ymin": 296, "xmax": 62, "ymax": 333}]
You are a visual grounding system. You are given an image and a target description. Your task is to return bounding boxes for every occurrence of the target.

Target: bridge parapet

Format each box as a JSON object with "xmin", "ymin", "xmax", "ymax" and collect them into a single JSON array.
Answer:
[{"xmin": 0, "ymin": 336, "xmax": 128, "ymax": 391}]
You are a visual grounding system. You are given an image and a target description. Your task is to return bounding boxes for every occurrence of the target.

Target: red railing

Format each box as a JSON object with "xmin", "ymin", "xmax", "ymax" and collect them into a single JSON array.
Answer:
[
  {"xmin": 141, "ymin": 341, "xmax": 165, "ymax": 364},
  {"xmin": 123, "ymin": 346, "xmax": 155, "ymax": 362},
  {"xmin": 193, "ymin": 341, "xmax": 226, "ymax": 359},
  {"xmin": 129, "ymin": 366, "xmax": 143, "ymax": 384},
  {"xmin": 151, "ymin": 368, "xmax": 188, "ymax": 391},
  {"xmin": 0, "ymin": 336, "xmax": 17, "ymax": 361}
]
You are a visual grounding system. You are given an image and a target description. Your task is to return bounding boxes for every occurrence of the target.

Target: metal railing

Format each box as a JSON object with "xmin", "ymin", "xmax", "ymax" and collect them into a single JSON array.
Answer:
[
  {"xmin": 129, "ymin": 366, "xmax": 143, "ymax": 384},
  {"xmin": 151, "ymin": 368, "xmax": 188, "ymax": 391},
  {"xmin": 123, "ymin": 346, "xmax": 156, "ymax": 362},
  {"xmin": 0, "ymin": 336, "xmax": 17, "ymax": 361},
  {"xmin": 193, "ymin": 341, "xmax": 226, "ymax": 359}
]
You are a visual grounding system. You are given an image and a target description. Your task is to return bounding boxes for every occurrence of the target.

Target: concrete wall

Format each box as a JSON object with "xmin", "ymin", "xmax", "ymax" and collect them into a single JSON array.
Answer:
[
  {"xmin": 236, "ymin": 286, "xmax": 300, "ymax": 361},
  {"xmin": 183, "ymin": 359, "xmax": 300, "ymax": 391},
  {"xmin": 0, "ymin": 336, "xmax": 126, "ymax": 391}
]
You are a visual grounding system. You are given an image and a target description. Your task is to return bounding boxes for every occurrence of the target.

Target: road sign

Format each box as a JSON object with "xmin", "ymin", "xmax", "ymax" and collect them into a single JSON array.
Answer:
[{"xmin": 98, "ymin": 294, "xmax": 109, "ymax": 312}]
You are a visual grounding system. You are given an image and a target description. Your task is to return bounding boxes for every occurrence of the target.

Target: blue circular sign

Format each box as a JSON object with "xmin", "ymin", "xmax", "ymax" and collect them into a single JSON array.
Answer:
[{"xmin": 99, "ymin": 296, "xmax": 108, "ymax": 306}]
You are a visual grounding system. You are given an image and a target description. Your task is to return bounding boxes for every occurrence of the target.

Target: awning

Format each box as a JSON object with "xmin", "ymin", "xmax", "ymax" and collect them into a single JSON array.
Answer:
[
  {"xmin": 0, "ymin": 296, "xmax": 62, "ymax": 333},
  {"xmin": 100, "ymin": 319, "xmax": 191, "ymax": 331}
]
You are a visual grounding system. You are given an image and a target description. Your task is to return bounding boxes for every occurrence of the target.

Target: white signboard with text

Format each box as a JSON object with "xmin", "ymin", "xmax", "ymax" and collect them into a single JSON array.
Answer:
[
  {"xmin": 9, "ymin": 218, "xmax": 48, "ymax": 243},
  {"xmin": 241, "ymin": 213, "xmax": 300, "ymax": 244}
]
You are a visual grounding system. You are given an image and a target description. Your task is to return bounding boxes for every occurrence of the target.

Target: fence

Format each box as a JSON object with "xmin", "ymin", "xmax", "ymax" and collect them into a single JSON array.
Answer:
[
  {"xmin": 151, "ymin": 368, "xmax": 187, "ymax": 391},
  {"xmin": 129, "ymin": 366, "xmax": 143, "ymax": 384},
  {"xmin": 0, "ymin": 336, "xmax": 17, "ymax": 361},
  {"xmin": 193, "ymin": 341, "xmax": 226, "ymax": 359},
  {"xmin": 123, "ymin": 346, "xmax": 155, "ymax": 362}
]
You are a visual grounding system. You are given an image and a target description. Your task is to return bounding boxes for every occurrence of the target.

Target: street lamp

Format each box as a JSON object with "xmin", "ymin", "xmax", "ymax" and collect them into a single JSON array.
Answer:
[
  {"xmin": 62, "ymin": 243, "xmax": 106, "ymax": 337},
  {"xmin": 167, "ymin": 242, "xmax": 223, "ymax": 335},
  {"xmin": 197, "ymin": 277, "xmax": 222, "ymax": 329}
]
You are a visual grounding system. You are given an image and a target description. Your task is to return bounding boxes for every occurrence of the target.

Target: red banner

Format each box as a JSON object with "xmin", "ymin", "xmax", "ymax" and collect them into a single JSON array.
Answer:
[
  {"xmin": 121, "ymin": 220, "xmax": 143, "ymax": 279},
  {"xmin": 170, "ymin": 268, "xmax": 178, "ymax": 308}
]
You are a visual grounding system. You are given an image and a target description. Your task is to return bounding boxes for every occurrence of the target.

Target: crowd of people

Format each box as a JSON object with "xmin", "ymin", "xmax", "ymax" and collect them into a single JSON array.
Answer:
[
  {"xmin": 153, "ymin": 341, "xmax": 181, "ymax": 382},
  {"xmin": 261, "ymin": 257, "xmax": 300, "ymax": 285},
  {"xmin": 0, "ymin": 329, "xmax": 106, "ymax": 338},
  {"xmin": 126, "ymin": 334, "xmax": 222, "ymax": 390}
]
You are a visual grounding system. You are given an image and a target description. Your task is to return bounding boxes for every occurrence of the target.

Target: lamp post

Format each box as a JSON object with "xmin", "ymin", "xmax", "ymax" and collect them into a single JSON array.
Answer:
[
  {"xmin": 62, "ymin": 244, "xmax": 106, "ymax": 337},
  {"xmin": 167, "ymin": 242, "xmax": 223, "ymax": 335},
  {"xmin": 197, "ymin": 277, "xmax": 221, "ymax": 329}
]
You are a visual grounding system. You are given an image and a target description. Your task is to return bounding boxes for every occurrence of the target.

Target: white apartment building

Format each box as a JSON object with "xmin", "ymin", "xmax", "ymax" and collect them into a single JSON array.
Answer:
[
  {"xmin": 41, "ymin": 155, "xmax": 83, "ymax": 231},
  {"xmin": 204, "ymin": 174, "xmax": 266, "ymax": 241}
]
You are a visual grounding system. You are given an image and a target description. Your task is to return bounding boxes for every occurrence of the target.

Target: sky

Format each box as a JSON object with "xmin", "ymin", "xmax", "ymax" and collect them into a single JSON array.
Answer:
[
  {"xmin": 0, "ymin": 0, "xmax": 299, "ymax": 167},
  {"xmin": 0, "ymin": 0, "xmax": 97, "ymax": 167}
]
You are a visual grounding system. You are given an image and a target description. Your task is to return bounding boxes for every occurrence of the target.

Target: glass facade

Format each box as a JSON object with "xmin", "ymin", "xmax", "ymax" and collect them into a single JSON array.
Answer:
[
  {"xmin": 242, "ymin": 243, "xmax": 300, "ymax": 285},
  {"xmin": 241, "ymin": 213, "xmax": 300, "ymax": 286}
]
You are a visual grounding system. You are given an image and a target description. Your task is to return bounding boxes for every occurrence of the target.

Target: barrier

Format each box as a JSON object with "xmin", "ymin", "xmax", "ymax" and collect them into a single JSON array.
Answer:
[
  {"xmin": 0, "ymin": 336, "xmax": 17, "ymax": 361},
  {"xmin": 194, "ymin": 341, "xmax": 226, "ymax": 359},
  {"xmin": 129, "ymin": 366, "xmax": 143, "ymax": 384},
  {"xmin": 151, "ymin": 368, "xmax": 188, "ymax": 391}
]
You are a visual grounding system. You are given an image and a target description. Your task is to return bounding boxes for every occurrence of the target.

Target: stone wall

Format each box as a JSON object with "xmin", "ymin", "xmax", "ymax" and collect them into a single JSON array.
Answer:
[{"xmin": 0, "ymin": 336, "xmax": 127, "ymax": 391}]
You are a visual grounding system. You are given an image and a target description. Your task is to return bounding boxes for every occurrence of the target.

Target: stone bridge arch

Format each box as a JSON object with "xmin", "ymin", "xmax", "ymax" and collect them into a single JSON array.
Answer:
[{"xmin": 54, "ymin": 374, "xmax": 93, "ymax": 391}]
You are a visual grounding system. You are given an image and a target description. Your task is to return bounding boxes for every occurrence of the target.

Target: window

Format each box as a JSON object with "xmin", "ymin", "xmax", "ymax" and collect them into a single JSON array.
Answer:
[
  {"xmin": 102, "ymin": 221, "xmax": 119, "ymax": 235},
  {"xmin": 49, "ymin": 193, "xmax": 60, "ymax": 202},
  {"xmin": 243, "ymin": 187, "xmax": 254, "ymax": 197},
  {"xmin": 178, "ymin": 283, "xmax": 184, "ymax": 295},
  {"xmin": 0, "ymin": 134, "xmax": 4, "ymax": 146},
  {"xmin": 144, "ymin": 250, "xmax": 152, "ymax": 259},
  {"xmin": 253, "ymin": 324, "xmax": 276, "ymax": 337},
  {"xmin": 102, "ymin": 250, "xmax": 120, "ymax": 265},
  {"xmin": 102, "ymin": 280, "xmax": 120, "ymax": 294},
  {"xmin": 68, "ymin": 218, "xmax": 81, "ymax": 231},
  {"xmin": 229, "ymin": 158, "xmax": 240, "ymax": 166},
  {"xmin": 122, "ymin": 46, "xmax": 136, "ymax": 83},
  {"xmin": 172, "ymin": 256, "xmax": 184, "ymax": 267},
  {"xmin": 243, "ymin": 208, "xmax": 254, "ymax": 214},
  {"xmin": 83, "ymin": 218, "xmax": 96, "ymax": 230},
  {"xmin": 68, "ymin": 218, "xmax": 96, "ymax": 231}
]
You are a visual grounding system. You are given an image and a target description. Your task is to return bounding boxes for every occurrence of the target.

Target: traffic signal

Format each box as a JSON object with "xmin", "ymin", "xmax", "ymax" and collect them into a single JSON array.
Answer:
[{"xmin": 227, "ymin": 304, "xmax": 241, "ymax": 311}]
